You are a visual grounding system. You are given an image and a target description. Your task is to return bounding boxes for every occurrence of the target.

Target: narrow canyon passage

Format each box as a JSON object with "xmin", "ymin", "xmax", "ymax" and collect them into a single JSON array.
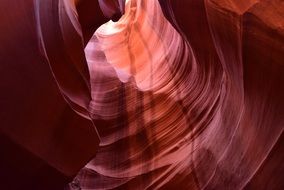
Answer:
[{"xmin": 0, "ymin": 0, "xmax": 283, "ymax": 189}]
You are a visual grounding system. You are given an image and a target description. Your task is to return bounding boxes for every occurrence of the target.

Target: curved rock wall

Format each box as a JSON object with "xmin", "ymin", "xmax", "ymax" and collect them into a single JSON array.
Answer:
[{"xmin": 1, "ymin": 0, "xmax": 283, "ymax": 189}]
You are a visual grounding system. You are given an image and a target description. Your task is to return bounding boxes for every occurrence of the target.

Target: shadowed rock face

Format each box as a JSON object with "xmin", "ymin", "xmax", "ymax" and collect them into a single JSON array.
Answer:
[
  {"xmin": 0, "ymin": 0, "xmax": 101, "ymax": 189},
  {"xmin": 1, "ymin": 0, "xmax": 283, "ymax": 189}
]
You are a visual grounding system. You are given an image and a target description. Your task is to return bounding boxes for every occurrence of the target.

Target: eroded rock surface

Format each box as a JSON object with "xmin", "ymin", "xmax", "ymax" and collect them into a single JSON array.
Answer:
[{"xmin": 1, "ymin": 0, "xmax": 283, "ymax": 189}]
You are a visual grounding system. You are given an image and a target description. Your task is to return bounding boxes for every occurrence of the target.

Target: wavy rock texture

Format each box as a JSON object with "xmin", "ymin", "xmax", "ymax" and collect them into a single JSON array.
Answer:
[
  {"xmin": 67, "ymin": 0, "xmax": 283, "ymax": 189},
  {"xmin": 2, "ymin": 0, "xmax": 283, "ymax": 189},
  {"xmin": 0, "ymin": 0, "xmax": 100, "ymax": 188}
]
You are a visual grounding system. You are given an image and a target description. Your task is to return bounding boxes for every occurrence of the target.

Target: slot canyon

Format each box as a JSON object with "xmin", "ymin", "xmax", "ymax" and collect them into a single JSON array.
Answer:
[{"xmin": 0, "ymin": 0, "xmax": 283, "ymax": 189}]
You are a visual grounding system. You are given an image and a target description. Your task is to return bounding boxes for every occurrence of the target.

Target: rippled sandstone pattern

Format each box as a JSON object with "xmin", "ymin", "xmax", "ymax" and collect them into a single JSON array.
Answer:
[{"xmin": 1, "ymin": 0, "xmax": 284, "ymax": 189}]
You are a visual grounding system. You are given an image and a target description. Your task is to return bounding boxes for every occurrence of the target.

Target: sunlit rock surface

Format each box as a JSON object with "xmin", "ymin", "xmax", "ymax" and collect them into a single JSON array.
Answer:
[
  {"xmin": 73, "ymin": 0, "xmax": 284, "ymax": 189},
  {"xmin": 1, "ymin": 0, "xmax": 284, "ymax": 189}
]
